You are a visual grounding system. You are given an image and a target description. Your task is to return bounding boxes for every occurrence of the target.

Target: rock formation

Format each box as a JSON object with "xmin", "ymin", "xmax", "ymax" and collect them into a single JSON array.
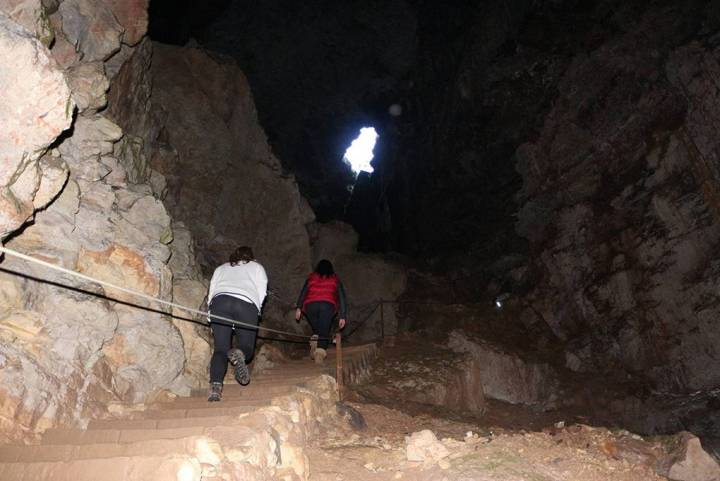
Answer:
[
  {"xmin": 357, "ymin": 336, "xmax": 486, "ymax": 415},
  {"xmin": 447, "ymin": 330, "xmax": 559, "ymax": 407},
  {"xmin": 0, "ymin": 0, "xmax": 208, "ymax": 442},
  {"xmin": 515, "ymin": 5, "xmax": 720, "ymax": 396}
]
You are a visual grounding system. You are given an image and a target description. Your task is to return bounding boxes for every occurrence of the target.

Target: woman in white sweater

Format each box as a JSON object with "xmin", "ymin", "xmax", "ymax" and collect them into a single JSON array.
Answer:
[{"xmin": 207, "ymin": 246, "xmax": 268, "ymax": 402}]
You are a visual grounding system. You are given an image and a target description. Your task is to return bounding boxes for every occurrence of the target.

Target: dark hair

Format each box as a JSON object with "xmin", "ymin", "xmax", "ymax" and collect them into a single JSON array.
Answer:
[
  {"xmin": 230, "ymin": 246, "xmax": 254, "ymax": 266},
  {"xmin": 315, "ymin": 259, "xmax": 334, "ymax": 277}
]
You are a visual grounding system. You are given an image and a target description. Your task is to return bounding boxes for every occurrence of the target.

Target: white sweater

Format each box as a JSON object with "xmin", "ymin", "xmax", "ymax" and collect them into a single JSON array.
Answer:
[{"xmin": 208, "ymin": 261, "xmax": 268, "ymax": 311}]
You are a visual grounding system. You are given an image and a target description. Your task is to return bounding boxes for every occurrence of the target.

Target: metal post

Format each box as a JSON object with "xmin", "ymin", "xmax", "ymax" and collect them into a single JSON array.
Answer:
[
  {"xmin": 380, "ymin": 301, "xmax": 385, "ymax": 341},
  {"xmin": 335, "ymin": 332, "xmax": 343, "ymax": 401}
]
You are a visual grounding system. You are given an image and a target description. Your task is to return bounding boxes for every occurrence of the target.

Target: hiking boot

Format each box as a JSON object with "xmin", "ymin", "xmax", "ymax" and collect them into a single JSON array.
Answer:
[
  {"xmin": 208, "ymin": 382, "xmax": 223, "ymax": 402},
  {"xmin": 309, "ymin": 335, "xmax": 319, "ymax": 360},
  {"xmin": 228, "ymin": 348, "xmax": 250, "ymax": 385},
  {"xmin": 314, "ymin": 347, "xmax": 327, "ymax": 364}
]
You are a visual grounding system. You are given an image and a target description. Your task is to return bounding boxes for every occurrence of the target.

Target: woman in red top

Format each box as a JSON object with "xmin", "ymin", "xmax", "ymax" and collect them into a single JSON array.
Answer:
[{"xmin": 295, "ymin": 259, "xmax": 347, "ymax": 362}]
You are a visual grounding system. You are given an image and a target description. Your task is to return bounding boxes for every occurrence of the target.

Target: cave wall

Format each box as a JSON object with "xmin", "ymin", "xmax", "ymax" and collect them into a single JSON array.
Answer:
[
  {"xmin": 516, "ymin": 1, "xmax": 720, "ymax": 393},
  {"xmin": 0, "ymin": 0, "xmax": 210, "ymax": 442},
  {"xmin": 359, "ymin": 0, "xmax": 720, "ymax": 396}
]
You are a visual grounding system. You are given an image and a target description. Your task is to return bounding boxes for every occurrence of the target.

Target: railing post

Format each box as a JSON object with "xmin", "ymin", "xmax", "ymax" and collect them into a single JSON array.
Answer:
[
  {"xmin": 380, "ymin": 300, "xmax": 385, "ymax": 341},
  {"xmin": 335, "ymin": 332, "xmax": 343, "ymax": 401}
]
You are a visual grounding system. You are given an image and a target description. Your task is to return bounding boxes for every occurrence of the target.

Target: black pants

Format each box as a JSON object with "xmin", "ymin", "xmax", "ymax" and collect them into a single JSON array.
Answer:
[
  {"xmin": 209, "ymin": 295, "xmax": 259, "ymax": 383},
  {"xmin": 305, "ymin": 301, "xmax": 336, "ymax": 349}
]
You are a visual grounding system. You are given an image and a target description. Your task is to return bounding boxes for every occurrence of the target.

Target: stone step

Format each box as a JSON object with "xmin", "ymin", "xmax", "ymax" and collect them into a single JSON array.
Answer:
[
  {"xmin": 149, "ymin": 398, "xmax": 277, "ymax": 410},
  {"xmin": 187, "ymin": 381, "xmax": 304, "ymax": 399},
  {"xmin": 0, "ymin": 454, "xmax": 201, "ymax": 481},
  {"xmin": 0, "ymin": 434, "xmax": 208, "ymax": 463},
  {"xmin": 128, "ymin": 404, "xmax": 265, "ymax": 420},
  {"xmin": 41, "ymin": 425, "xmax": 209, "ymax": 445},
  {"xmin": 87, "ymin": 411, "xmax": 253, "ymax": 430}
]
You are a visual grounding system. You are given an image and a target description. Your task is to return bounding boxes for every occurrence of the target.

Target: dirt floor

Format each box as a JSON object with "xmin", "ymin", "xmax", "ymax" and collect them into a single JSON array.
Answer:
[{"xmin": 309, "ymin": 402, "xmax": 666, "ymax": 481}]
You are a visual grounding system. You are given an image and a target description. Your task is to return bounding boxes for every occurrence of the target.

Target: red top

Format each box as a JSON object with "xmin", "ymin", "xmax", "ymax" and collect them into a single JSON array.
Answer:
[{"xmin": 303, "ymin": 272, "xmax": 339, "ymax": 310}]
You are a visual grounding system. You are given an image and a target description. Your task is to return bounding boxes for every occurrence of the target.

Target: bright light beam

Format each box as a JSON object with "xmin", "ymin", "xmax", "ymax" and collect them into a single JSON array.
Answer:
[{"xmin": 344, "ymin": 127, "xmax": 378, "ymax": 174}]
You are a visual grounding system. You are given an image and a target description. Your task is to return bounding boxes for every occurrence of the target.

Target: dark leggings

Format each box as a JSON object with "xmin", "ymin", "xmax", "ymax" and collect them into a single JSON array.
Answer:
[
  {"xmin": 305, "ymin": 301, "xmax": 336, "ymax": 349},
  {"xmin": 209, "ymin": 295, "xmax": 259, "ymax": 383}
]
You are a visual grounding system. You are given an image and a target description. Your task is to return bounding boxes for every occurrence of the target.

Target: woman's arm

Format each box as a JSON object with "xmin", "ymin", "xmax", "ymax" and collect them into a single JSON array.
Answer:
[
  {"xmin": 294, "ymin": 279, "xmax": 309, "ymax": 321},
  {"xmin": 295, "ymin": 279, "xmax": 309, "ymax": 308},
  {"xmin": 337, "ymin": 281, "xmax": 347, "ymax": 326},
  {"xmin": 256, "ymin": 264, "xmax": 268, "ymax": 307}
]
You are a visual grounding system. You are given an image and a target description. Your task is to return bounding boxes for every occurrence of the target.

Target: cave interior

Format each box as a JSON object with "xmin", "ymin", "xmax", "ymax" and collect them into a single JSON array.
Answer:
[
  {"xmin": 144, "ymin": 0, "xmax": 720, "ymax": 446},
  {"xmin": 1, "ymin": 0, "xmax": 720, "ymax": 475}
]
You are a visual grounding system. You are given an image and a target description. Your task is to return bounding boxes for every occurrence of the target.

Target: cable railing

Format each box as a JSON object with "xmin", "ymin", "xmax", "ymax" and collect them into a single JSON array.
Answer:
[
  {"xmin": 0, "ymin": 246, "xmax": 334, "ymax": 342},
  {"xmin": 0, "ymin": 245, "xmax": 483, "ymax": 346}
]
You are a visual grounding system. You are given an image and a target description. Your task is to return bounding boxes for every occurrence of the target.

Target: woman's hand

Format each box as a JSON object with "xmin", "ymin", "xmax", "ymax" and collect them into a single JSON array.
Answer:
[
  {"xmin": 295, "ymin": 308, "xmax": 302, "ymax": 322},
  {"xmin": 338, "ymin": 318, "xmax": 346, "ymax": 329}
]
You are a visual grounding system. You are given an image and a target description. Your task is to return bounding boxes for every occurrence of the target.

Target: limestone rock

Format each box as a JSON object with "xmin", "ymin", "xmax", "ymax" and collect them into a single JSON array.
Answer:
[
  {"xmin": 447, "ymin": 330, "xmax": 559, "ymax": 407},
  {"xmin": 358, "ymin": 337, "xmax": 485, "ymax": 414},
  {"xmin": 61, "ymin": 115, "xmax": 123, "ymax": 163},
  {"xmin": 65, "ymin": 62, "xmax": 109, "ymax": 113},
  {"xmin": 171, "ymin": 278, "xmax": 211, "ymax": 387},
  {"xmin": 514, "ymin": 15, "xmax": 720, "ymax": 396},
  {"xmin": 0, "ymin": 0, "xmax": 211, "ymax": 443},
  {"xmin": 168, "ymin": 222, "xmax": 204, "ymax": 281},
  {"xmin": 107, "ymin": 39, "xmax": 153, "ymax": 149},
  {"xmin": 103, "ymin": 0, "xmax": 148, "ymax": 46},
  {"xmin": 252, "ymin": 343, "xmax": 289, "ymax": 376},
  {"xmin": 660, "ymin": 432, "xmax": 720, "ymax": 481},
  {"xmin": 149, "ymin": 44, "xmax": 315, "ymax": 326},
  {"xmin": 47, "ymin": 11, "xmax": 79, "ymax": 68},
  {"xmin": 9, "ymin": 160, "xmax": 40, "ymax": 206},
  {"xmin": 114, "ymin": 134, "xmax": 150, "ymax": 183},
  {"xmin": 405, "ymin": 430, "xmax": 449, "ymax": 463},
  {"xmin": 0, "ymin": 11, "xmax": 72, "ymax": 235},
  {"xmin": 104, "ymin": 306, "xmax": 186, "ymax": 403},
  {"xmin": 77, "ymin": 244, "xmax": 161, "ymax": 301},
  {"xmin": 58, "ymin": 0, "xmax": 122, "ymax": 62},
  {"xmin": 33, "ymin": 154, "xmax": 69, "ymax": 210},
  {"xmin": 0, "ymin": 0, "xmax": 53, "ymax": 45}
]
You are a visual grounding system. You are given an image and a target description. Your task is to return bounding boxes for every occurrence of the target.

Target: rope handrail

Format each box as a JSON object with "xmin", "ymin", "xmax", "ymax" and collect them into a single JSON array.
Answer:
[
  {"xmin": 0, "ymin": 245, "xmax": 330, "ymax": 341},
  {"xmin": 0, "ymin": 245, "xmax": 490, "ymax": 345}
]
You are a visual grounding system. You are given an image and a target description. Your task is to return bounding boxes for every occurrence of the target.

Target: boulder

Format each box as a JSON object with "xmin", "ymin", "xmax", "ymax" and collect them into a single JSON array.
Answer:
[
  {"xmin": 358, "ymin": 337, "xmax": 485, "ymax": 415},
  {"xmin": 0, "ymin": 0, "xmax": 53, "ymax": 45},
  {"xmin": 405, "ymin": 430, "xmax": 450, "ymax": 463},
  {"xmin": 659, "ymin": 432, "xmax": 720, "ymax": 481},
  {"xmin": 149, "ymin": 44, "xmax": 315, "ymax": 325},
  {"xmin": 103, "ymin": 0, "xmax": 148, "ymax": 46},
  {"xmin": 65, "ymin": 62, "xmax": 109, "ymax": 113},
  {"xmin": 0, "ymin": 11, "xmax": 73, "ymax": 236},
  {"xmin": 58, "ymin": 0, "xmax": 122, "ymax": 62},
  {"xmin": 447, "ymin": 330, "xmax": 559, "ymax": 407}
]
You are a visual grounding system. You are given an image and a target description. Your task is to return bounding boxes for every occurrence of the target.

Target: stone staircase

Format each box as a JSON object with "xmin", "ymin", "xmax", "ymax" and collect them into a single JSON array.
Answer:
[{"xmin": 0, "ymin": 343, "xmax": 378, "ymax": 481}]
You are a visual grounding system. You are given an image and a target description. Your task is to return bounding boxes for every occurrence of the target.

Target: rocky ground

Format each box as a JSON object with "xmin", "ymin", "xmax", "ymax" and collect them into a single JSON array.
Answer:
[
  {"xmin": 340, "ymin": 332, "xmax": 720, "ymax": 481},
  {"xmin": 310, "ymin": 401, "xmax": 719, "ymax": 481}
]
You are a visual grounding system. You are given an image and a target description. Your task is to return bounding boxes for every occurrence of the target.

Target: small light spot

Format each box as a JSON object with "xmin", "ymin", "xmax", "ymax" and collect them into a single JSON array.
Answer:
[
  {"xmin": 388, "ymin": 104, "xmax": 402, "ymax": 116},
  {"xmin": 177, "ymin": 462, "xmax": 198, "ymax": 481}
]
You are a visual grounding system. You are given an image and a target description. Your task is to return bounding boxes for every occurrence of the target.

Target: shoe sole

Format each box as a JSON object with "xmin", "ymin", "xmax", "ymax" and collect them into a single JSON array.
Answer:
[{"xmin": 228, "ymin": 349, "xmax": 251, "ymax": 386}]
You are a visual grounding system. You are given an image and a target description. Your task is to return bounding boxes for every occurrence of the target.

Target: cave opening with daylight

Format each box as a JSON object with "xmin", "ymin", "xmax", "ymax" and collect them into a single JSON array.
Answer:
[{"xmin": 343, "ymin": 127, "xmax": 378, "ymax": 175}]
